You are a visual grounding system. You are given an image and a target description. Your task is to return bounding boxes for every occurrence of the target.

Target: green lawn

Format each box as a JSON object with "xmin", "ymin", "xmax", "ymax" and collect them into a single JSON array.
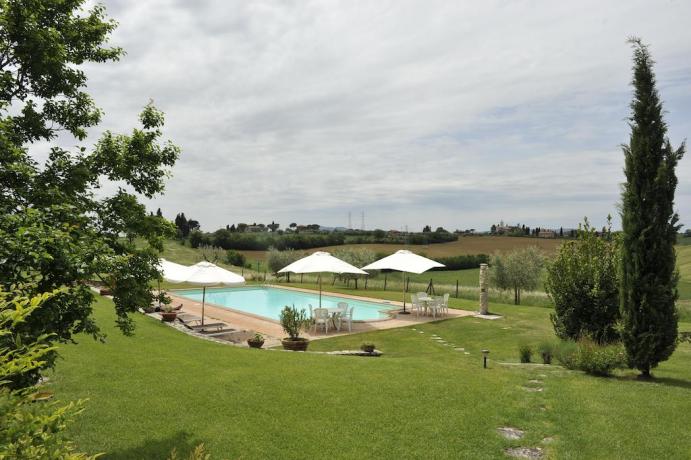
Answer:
[{"xmin": 50, "ymin": 295, "xmax": 691, "ymax": 459}]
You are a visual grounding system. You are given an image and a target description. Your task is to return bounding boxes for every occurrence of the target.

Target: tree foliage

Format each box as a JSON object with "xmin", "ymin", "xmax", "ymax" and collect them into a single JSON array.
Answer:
[
  {"xmin": 490, "ymin": 247, "xmax": 544, "ymax": 305},
  {"xmin": 0, "ymin": 288, "xmax": 97, "ymax": 459},
  {"xmin": 620, "ymin": 38, "xmax": 684, "ymax": 377},
  {"xmin": 266, "ymin": 248, "xmax": 306, "ymax": 280},
  {"xmin": 0, "ymin": 0, "xmax": 179, "ymax": 385},
  {"xmin": 545, "ymin": 218, "xmax": 620, "ymax": 343}
]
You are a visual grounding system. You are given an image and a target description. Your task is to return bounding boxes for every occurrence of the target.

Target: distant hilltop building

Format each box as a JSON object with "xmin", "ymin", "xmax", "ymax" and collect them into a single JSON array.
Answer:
[{"xmin": 538, "ymin": 229, "xmax": 556, "ymax": 238}]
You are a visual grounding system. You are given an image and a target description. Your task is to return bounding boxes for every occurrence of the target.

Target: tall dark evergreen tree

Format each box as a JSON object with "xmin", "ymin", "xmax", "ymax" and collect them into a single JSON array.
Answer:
[{"xmin": 620, "ymin": 38, "xmax": 685, "ymax": 377}]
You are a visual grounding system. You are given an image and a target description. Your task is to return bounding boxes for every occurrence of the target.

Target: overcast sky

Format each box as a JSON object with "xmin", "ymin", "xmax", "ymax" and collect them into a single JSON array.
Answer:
[{"xmin": 63, "ymin": 1, "xmax": 691, "ymax": 232}]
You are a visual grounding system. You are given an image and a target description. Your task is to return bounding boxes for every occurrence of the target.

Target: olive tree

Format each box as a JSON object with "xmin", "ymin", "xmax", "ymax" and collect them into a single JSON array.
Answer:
[{"xmin": 490, "ymin": 247, "xmax": 545, "ymax": 305}]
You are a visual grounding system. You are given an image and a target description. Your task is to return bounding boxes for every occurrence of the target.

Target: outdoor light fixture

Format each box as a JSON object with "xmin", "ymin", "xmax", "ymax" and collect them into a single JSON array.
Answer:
[{"xmin": 482, "ymin": 349, "xmax": 490, "ymax": 368}]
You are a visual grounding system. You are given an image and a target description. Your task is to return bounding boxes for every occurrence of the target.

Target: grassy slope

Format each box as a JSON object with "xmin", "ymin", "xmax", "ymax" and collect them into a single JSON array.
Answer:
[{"xmin": 51, "ymin": 296, "xmax": 691, "ymax": 459}]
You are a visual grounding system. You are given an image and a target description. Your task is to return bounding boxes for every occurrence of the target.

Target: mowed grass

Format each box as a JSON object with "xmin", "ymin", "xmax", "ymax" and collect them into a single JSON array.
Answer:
[{"xmin": 50, "ymin": 296, "xmax": 691, "ymax": 459}]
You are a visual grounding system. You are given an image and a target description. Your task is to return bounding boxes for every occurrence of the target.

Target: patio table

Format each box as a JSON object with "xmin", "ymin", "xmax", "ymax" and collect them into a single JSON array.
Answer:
[{"xmin": 324, "ymin": 307, "xmax": 346, "ymax": 329}]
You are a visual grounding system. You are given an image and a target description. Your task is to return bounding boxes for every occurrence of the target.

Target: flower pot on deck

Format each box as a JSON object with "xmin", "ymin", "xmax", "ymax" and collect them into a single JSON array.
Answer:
[
  {"xmin": 247, "ymin": 339, "xmax": 265, "ymax": 349},
  {"xmin": 281, "ymin": 338, "xmax": 310, "ymax": 351},
  {"xmin": 161, "ymin": 312, "xmax": 177, "ymax": 322}
]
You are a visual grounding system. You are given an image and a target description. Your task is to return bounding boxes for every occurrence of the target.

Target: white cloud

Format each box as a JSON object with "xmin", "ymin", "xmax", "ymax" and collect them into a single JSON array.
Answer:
[{"xmin": 53, "ymin": 0, "xmax": 691, "ymax": 231}]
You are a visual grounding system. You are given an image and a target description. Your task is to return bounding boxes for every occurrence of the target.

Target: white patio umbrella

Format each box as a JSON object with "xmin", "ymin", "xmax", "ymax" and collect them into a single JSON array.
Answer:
[
  {"xmin": 158, "ymin": 258, "xmax": 192, "ymax": 283},
  {"xmin": 176, "ymin": 261, "xmax": 245, "ymax": 325},
  {"xmin": 156, "ymin": 259, "xmax": 192, "ymax": 308},
  {"xmin": 362, "ymin": 250, "xmax": 445, "ymax": 314},
  {"xmin": 278, "ymin": 251, "xmax": 368, "ymax": 307}
]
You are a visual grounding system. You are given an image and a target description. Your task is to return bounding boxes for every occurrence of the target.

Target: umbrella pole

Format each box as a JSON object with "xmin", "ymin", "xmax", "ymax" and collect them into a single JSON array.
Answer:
[
  {"xmin": 201, "ymin": 286, "xmax": 206, "ymax": 326},
  {"xmin": 400, "ymin": 273, "xmax": 410, "ymax": 314},
  {"xmin": 319, "ymin": 274, "xmax": 322, "ymax": 308}
]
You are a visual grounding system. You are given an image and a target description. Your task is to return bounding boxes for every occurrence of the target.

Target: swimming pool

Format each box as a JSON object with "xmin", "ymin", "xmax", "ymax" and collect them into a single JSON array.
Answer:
[{"xmin": 173, "ymin": 286, "xmax": 395, "ymax": 321}]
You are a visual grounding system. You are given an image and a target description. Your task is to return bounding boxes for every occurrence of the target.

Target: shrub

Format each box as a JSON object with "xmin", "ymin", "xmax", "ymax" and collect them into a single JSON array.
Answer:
[
  {"xmin": 433, "ymin": 254, "xmax": 490, "ymax": 271},
  {"xmin": 538, "ymin": 341, "xmax": 555, "ymax": 364},
  {"xmin": 189, "ymin": 230, "xmax": 205, "ymax": 248},
  {"xmin": 545, "ymin": 218, "xmax": 620, "ymax": 343},
  {"xmin": 518, "ymin": 344, "xmax": 533, "ymax": 363},
  {"xmin": 555, "ymin": 339, "xmax": 626, "ymax": 376},
  {"xmin": 0, "ymin": 288, "xmax": 95, "ymax": 458},
  {"xmin": 361, "ymin": 342, "xmax": 376, "ymax": 353},
  {"xmin": 225, "ymin": 250, "xmax": 247, "ymax": 267},
  {"xmin": 279, "ymin": 305, "xmax": 309, "ymax": 340},
  {"xmin": 576, "ymin": 339, "xmax": 627, "ymax": 376},
  {"xmin": 555, "ymin": 340, "xmax": 579, "ymax": 370}
]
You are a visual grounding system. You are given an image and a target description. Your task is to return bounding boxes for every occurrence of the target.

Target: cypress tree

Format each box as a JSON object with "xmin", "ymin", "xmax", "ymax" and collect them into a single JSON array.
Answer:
[{"xmin": 620, "ymin": 38, "xmax": 685, "ymax": 378}]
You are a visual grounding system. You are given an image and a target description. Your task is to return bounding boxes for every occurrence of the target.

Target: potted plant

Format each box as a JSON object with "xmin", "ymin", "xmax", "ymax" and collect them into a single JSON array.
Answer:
[
  {"xmin": 360, "ymin": 342, "xmax": 376, "ymax": 353},
  {"xmin": 279, "ymin": 305, "xmax": 310, "ymax": 351},
  {"xmin": 247, "ymin": 332, "xmax": 265, "ymax": 349},
  {"xmin": 160, "ymin": 304, "xmax": 177, "ymax": 322},
  {"xmin": 538, "ymin": 341, "xmax": 554, "ymax": 365}
]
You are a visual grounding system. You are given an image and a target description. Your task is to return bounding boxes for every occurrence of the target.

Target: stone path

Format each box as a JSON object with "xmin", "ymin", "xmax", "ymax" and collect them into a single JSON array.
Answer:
[
  {"xmin": 504, "ymin": 447, "xmax": 544, "ymax": 459},
  {"xmin": 497, "ymin": 427, "xmax": 525, "ymax": 440}
]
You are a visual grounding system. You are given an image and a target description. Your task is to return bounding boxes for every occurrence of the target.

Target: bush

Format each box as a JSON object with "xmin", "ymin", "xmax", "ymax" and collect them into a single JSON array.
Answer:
[
  {"xmin": 555, "ymin": 339, "xmax": 626, "ymax": 376},
  {"xmin": 545, "ymin": 218, "xmax": 620, "ymax": 343},
  {"xmin": 576, "ymin": 340, "xmax": 627, "ymax": 376},
  {"xmin": 225, "ymin": 250, "xmax": 246, "ymax": 267},
  {"xmin": 538, "ymin": 341, "xmax": 555, "ymax": 364},
  {"xmin": 555, "ymin": 341, "xmax": 579, "ymax": 369},
  {"xmin": 361, "ymin": 342, "xmax": 376, "ymax": 353},
  {"xmin": 432, "ymin": 254, "xmax": 489, "ymax": 271},
  {"xmin": 189, "ymin": 230, "xmax": 206, "ymax": 248},
  {"xmin": 1, "ymin": 288, "xmax": 95, "ymax": 459},
  {"xmin": 518, "ymin": 344, "xmax": 533, "ymax": 363}
]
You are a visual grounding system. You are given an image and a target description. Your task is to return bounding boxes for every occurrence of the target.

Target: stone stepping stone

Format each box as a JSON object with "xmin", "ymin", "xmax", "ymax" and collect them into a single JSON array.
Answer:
[
  {"xmin": 522, "ymin": 386, "xmax": 543, "ymax": 392},
  {"xmin": 541, "ymin": 437, "xmax": 554, "ymax": 444},
  {"xmin": 501, "ymin": 326, "xmax": 512, "ymax": 330},
  {"xmin": 464, "ymin": 352, "xmax": 470, "ymax": 355},
  {"xmin": 504, "ymin": 447, "xmax": 543, "ymax": 459},
  {"xmin": 418, "ymin": 331, "xmax": 425, "ymax": 334},
  {"xmin": 454, "ymin": 347, "xmax": 465, "ymax": 351},
  {"xmin": 528, "ymin": 379, "xmax": 543, "ymax": 384},
  {"xmin": 497, "ymin": 427, "xmax": 525, "ymax": 440}
]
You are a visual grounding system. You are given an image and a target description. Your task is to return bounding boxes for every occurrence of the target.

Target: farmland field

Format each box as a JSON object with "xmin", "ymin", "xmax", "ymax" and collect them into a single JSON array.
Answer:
[{"xmin": 231, "ymin": 235, "xmax": 565, "ymax": 263}]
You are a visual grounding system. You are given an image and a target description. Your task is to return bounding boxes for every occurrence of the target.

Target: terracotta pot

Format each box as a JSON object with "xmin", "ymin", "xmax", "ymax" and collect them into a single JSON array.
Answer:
[
  {"xmin": 99, "ymin": 288, "xmax": 113, "ymax": 296},
  {"xmin": 247, "ymin": 339, "xmax": 265, "ymax": 349},
  {"xmin": 161, "ymin": 312, "xmax": 177, "ymax": 322},
  {"xmin": 281, "ymin": 338, "xmax": 310, "ymax": 351}
]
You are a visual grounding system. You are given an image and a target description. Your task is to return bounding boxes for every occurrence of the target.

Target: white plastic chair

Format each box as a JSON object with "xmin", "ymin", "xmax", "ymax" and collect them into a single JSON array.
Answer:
[
  {"xmin": 441, "ymin": 293, "xmax": 449, "ymax": 316},
  {"xmin": 340, "ymin": 306, "xmax": 354, "ymax": 332},
  {"xmin": 335, "ymin": 302, "xmax": 349, "ymax": 331},
  {"xmin": 427, "ymin": 298, "xmax": 440, "ymax": 318},
  {"xmin": 410, "ymin": 293, "xmax": 421, "ymax": 317},
  {"xmin": 313, "ymin": 308, "xmax": 330, "ymax": 334}
]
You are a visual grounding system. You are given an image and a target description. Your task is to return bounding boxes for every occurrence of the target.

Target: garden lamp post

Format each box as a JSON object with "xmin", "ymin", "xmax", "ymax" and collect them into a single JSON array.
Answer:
[{"xmin": 482, "ymin": 349, "xmax": 490, "ymax": 368}]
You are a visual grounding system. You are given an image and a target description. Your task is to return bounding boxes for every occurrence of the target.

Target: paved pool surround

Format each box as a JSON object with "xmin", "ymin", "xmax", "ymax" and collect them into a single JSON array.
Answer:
[{"xmin": 167, "ymin": 284, "xmax": 476, "ymax": 340}]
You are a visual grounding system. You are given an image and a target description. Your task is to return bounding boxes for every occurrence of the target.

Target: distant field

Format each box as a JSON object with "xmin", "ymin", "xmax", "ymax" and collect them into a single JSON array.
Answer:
[{"xmin": 236, "ymin": 235, "xmax": 565, "ymax": 263}]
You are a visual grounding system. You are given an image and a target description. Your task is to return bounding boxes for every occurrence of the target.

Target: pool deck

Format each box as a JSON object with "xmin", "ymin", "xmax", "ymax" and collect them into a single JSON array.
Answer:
[{"xmin": 167, "ymin": 285, "xmax": 477, "ymax": 342}]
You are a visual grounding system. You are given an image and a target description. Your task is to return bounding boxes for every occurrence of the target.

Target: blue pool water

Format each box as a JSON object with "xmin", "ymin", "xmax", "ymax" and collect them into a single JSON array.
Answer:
[{"xmin": 174, "ymin": 286, "xmax": 395, "ymax": 321}]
